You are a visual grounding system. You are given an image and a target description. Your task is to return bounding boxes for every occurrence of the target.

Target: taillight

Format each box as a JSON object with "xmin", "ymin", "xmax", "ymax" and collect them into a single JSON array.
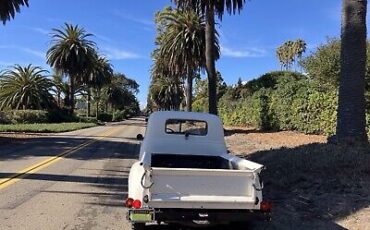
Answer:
[
  {"xmin": 133, "ymin": 200, "xmax": 142, "ymax": 209},
  {"xmin": 260, "ymin": 201, "xmax": 272, "ymax": 212},
  {"xmin": 125, "ymin": 198, "xmax": 134, "ymax": 208}
]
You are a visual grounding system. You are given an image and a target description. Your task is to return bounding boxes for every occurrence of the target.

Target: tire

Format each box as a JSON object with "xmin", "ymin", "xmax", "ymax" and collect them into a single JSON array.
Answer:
[{"xmin": 131, "ymin": 223, "xmax": 146, "ymax": 230}]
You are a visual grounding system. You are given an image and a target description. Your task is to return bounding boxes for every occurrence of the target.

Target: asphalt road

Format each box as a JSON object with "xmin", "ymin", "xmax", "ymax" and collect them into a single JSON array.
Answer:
[
  {"xmin": 0, "ymin": 118, "xmax": 255, "ymax": 230},
  {"xmin": 0, "ymin": 118, "xmax": 145, "ymax": 230}
]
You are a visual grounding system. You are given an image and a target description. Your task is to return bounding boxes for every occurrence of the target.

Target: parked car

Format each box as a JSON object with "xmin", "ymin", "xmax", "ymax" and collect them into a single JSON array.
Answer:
[{"xmin": 126, "ymin": 111, "xmax": 271, "ymax": 229}]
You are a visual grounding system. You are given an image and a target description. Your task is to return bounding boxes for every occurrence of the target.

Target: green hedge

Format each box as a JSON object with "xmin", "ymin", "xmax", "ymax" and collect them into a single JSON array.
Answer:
[
  {"xmin": 218, "ymin": 74, "xmax": 368, "ymax": 136},
  {"xmin": 97, "ymin": 113, "xmax": 113, "ymax": 122},
  {"xmin": 0, "ymin": 110, "xmax": 49, "ymax": 124},
  {"xmin": 0, "ymin": 110, "xmax": 98, "ymax": 124}
]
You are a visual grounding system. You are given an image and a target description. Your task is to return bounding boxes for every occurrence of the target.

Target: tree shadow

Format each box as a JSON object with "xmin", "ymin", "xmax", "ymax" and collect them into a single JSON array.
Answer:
[
  {"xmin": 0, "ymin": 136, "xmax": 140, "ymax": 161},
  {"xmin": 242, "ymin": 143, "xmax": 370, "ymax": 230}
]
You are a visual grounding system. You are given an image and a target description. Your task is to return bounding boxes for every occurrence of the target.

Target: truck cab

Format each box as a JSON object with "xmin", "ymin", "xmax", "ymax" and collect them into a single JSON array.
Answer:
[{"xmin": 126, "ymin": 111, "xmax": 271, "ymax": 229}]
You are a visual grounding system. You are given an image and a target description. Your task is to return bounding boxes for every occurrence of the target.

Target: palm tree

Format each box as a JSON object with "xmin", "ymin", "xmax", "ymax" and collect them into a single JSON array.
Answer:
[
  {"xmin": 0, "ymin": 0, "xmax": 28, "ymax": 25},
  {"xmin": 88, "ymin": 56, "xmax": 113, "ymax": 118},
  {"xmin": 0, "ymin": 64, "xmax": 55, "ymax": 110},
  {"xmin": 336, "ymin": 0, "xmax": 369, "ymax": 144},
  {"xmin": 46, "ymin": 23, "xmax": 96, "ymax": 114},
  {"xmin": 174, "ymin": 0, "xmax": 247, "ymax": 115},
  {"xmin": 51, "ymin": 70, "xmax": 68, "ymax": 108},
  {"xmin": 150, "ymin": 75, "xmax": 183, "ymax": 110},
  {"xmin": 158, "ymin": 8, "xmax": 219, "ymax": 112},
  {"xmin": 104, "ymin": 73, "xmax": 139, "ymax": 112}
]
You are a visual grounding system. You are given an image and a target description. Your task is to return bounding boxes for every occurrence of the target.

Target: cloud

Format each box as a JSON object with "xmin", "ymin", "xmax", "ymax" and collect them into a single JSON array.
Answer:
[
  {"xmin": 0, "ymin": 45, "xmax": 45, "ymax": 59},
  {"xmin": 100, "ymin": 46, "xmax": 141, "ymax": 60},
  {"xmin": 220, "ymin": 46, "xmax": 267, "ymax": 58},
  {"xmin": 30, "ymin": 27, "xmax": 49, "ymax": 35},
  {"xmin": 93, "ymin": 32, "xmax": 113, "ymax": 43},
  {"xmin": 113, "ymin": 11, "xmax": 154, "ymax": 30},
  {"xmin": 21, "ymin": 48, "xmax": 45, "ymax": 58}
]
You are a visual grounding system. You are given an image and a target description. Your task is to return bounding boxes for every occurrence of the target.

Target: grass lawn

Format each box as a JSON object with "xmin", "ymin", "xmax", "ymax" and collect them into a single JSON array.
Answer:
[{"xmin": 0, "ymin": 123, "xmax": 97, "ymax": 133}]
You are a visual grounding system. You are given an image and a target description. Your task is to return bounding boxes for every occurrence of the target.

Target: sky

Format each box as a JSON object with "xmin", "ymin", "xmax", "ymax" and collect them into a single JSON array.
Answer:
[{"xmin": 0, "ymin": 0, "xmax": 360, "ymax": 108}]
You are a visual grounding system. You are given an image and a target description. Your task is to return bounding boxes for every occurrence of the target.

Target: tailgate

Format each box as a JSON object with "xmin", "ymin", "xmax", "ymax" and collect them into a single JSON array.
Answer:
[{"xmin": 148, "ymin": 168, "xmax": 260, "ymax": 210}]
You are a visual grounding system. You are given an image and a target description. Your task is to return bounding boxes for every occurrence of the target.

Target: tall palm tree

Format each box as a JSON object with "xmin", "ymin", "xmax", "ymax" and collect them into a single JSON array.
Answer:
[
  {"xmin": 51, "ymin": 70, "xmax": 68, "ymax": 108},
  {"xmin": 337, "ymin": 0, "xmax": 369, "ymax": 144},
  {"xmin": 88, "ymin": 56, "xmax": 113, "ymax": 118},
  {"xmin": 0, "ymin": 64, "xmax": 54, "ymax": 110},
  {"xmin": 104, "ymin": 73, "xmax": 139, "ymax": 112},
  {"xmin": 0, "ymin": 0, "xmax": 28, "ymax": 25},
  {"xmin": 158, "ymin": 8, "xmax": 219, "ymax": 112},
  {"xmin": 174, "ymin": 0, "xmax": 247, "ymax": 115},
  {"xmin": 46, "ymin": 23, "xmax": 96, "ymax": 114},
  {"xmin": 150, "ymin": 75, "xmax": 183, "ymax": 110}
]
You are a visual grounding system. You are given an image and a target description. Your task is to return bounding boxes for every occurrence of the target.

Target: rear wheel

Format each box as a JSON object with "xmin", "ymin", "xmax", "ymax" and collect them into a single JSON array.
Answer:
[{"xmin": 131, "ymin": 223, "xmax": 146, "ymax": 230}]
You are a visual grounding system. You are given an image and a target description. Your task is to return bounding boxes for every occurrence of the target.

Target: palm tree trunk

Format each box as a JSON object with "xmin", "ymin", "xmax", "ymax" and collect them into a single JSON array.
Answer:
[
  {"xmin": 87, "ymin": 87, "xmax": 91, "ymax": 117},
  {"xmin": 57, "ymin": 91, "xmax": 61, "ymax": 108},
  {"xmin": 69, "ymin": 75, "xmax": 75, "ymax": 115},
  {"xmin": 96, "ymin": 88, "xmax": 100, "ymax": 119},
  {"xmin": 336, "ymin": 0, "xmax": 368, "ymax": 144},
  {"xmin": 185, "ymin": 74, "xmax": 193, "ymax": 112},
  {"xmin": 205, "ymin": 5, "xmax": 218, "ymax": 115}
]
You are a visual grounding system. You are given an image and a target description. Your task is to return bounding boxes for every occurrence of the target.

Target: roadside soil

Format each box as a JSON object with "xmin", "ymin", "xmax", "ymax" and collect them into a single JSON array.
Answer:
[{"xmin": 225, "ymin": 126, "xmax": 370, "ymax": 230}]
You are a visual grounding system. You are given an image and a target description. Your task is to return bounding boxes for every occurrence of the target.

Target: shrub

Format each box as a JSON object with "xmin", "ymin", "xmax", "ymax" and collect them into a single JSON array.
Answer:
[
  {"xmin": 0, "ymin": 111, "xmax": 11, "ymax": 124},
  {"xmin": 97, "ymin": 113, "xmax": 113, "ymax": 122},
  {"xmin": 218, "ymin": 71, "xmax": 346, "ymax": 136},
  {"xmin": 112, "ymin": 110, "xmax": 127, "ymax": 122},
  {"xmin": 47, "ymin": 109, "xmax": 79, "ymax": 123},
  {"xmin": 0, "ymin": 110, "xmax": 49, "ymax": 124},
  {"xmin": 78, "ymin": 116, "xmax": 98, "ymax": 123}
]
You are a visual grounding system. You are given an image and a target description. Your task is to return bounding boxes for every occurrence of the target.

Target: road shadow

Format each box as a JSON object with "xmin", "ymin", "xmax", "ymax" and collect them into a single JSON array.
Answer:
[{"xmin": 0, "ymin": 136, "xmax": 140, "ymax": 161}]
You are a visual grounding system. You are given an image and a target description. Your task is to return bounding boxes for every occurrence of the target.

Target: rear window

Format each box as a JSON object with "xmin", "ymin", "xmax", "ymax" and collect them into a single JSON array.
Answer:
[{"xmin": 165, "ymin": 119, "xmax": 207, "ymax": 136}]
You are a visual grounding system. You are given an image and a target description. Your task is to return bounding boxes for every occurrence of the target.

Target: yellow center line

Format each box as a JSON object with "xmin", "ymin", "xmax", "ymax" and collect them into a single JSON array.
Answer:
[{"xmin": 0, "ymin": 126, "xmax": 122, "ymax": 190}]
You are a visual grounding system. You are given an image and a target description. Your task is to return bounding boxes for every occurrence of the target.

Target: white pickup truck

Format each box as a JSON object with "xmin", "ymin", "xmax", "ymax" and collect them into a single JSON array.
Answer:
[{"xmin": 126, "ymin": 111, "xmax": 271, "ymax": 229}]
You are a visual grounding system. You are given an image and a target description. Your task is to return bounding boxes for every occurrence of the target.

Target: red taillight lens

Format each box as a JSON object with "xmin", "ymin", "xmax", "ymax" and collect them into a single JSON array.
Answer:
[
  {"xmin": 133, "ymin": 200, "xmax": 142, "ymax": 209},
  {"xmin": 125, "ymin": 198, "xmax": 134, "ymax": 208},
  {"xmin": 260, "ymin": 201, "xmax": 272, "ymax": 212}
]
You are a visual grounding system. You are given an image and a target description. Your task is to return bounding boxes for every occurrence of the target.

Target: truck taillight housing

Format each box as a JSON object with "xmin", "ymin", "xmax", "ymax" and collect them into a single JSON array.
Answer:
[
  {"xmin": 125, "ymin": 198, "xmax": 134, "ymax": 208},
  {"xmin": 260, "ymin": 201, "xmax": 272, "ymax": 212},
  {"xmin": 133, "ymin": 200, "xmax": 142, "ymax": 209}
]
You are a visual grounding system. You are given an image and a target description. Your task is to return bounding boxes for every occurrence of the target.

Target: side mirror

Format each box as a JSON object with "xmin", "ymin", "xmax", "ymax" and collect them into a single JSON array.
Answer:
[
  {"xmin": 136, "ymin": 134, "xmax": 144, "ymax": 140},
  {"xmin": 145, "ymin": 117, "xmax": 148, "ymax": 122}
]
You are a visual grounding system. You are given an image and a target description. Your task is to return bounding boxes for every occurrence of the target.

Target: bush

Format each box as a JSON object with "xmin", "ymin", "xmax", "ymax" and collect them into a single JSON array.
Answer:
[
  {"xmin": 0, "ymin": 111, "xmax": 11, "ymax": 124},
  {"xmin": 78, "ymin": 116, "xmax": 98, "ymax": 123},
  {"xmin": 47, "ymin": 109, "xmax": 79, "ymax": 123},
  {"xmin": 0, "ymin": 110, "xmax": 49, "ymax": 124},
  {"xmin": 97, "ymin": 113, "xmax": 113, "ymax": 122},
  {"xmin": 0, "ymin": 109, "xmax": 99, "ymax": 124},
  {"xmin": 218, "ymin": 71, "xmax": 346, "ymax": 136},
  {"xmin": 0, "ymin": 123, "xmax": 96, "ymax": 133},
  {"xmin": 112, "ymin": 110, "xmax": 127, "ymax": 122}
]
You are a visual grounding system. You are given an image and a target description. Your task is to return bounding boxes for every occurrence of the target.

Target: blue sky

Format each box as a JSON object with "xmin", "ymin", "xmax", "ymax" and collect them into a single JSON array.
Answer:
[{"xmin": 0, "ymin": 0, "xmax": 357, "ymax": 107}]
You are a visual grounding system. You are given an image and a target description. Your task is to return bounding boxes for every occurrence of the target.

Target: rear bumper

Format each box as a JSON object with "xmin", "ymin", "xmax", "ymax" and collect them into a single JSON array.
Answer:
[{"xmin": 128, "ymin": 208, "xmax": 270, "ymax": 224}]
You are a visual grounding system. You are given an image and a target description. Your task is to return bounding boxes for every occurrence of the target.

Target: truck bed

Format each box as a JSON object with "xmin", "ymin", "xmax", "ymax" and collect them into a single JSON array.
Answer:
[{"xmin": 147, "ymin": 154, "xmax": 262, "ymax": 210}]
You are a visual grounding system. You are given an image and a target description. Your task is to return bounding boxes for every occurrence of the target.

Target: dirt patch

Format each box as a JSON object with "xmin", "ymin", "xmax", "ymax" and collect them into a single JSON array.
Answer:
[
  {"xmin": 225, "ymin": 127, "xmax": 370, "ymax": 230},
  {"xmin": 225, "ymin": 127, "xmax": 326, "ymax": 155}
]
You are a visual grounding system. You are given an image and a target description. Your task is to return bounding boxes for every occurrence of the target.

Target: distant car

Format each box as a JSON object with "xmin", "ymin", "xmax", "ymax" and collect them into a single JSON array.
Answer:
[{"xmin": 126, "ymin": 111, "xmax": 271, "ymax": 229}]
